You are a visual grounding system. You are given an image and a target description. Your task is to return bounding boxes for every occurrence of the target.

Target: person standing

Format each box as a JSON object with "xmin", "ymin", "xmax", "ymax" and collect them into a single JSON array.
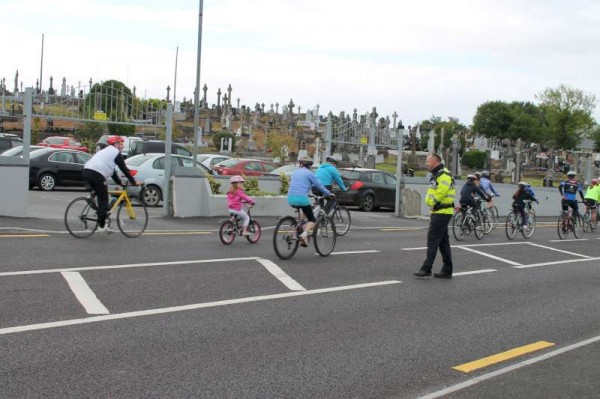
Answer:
[{"xmin": 414, "ymin": 153, "xmax": 456, "ymax": 279}]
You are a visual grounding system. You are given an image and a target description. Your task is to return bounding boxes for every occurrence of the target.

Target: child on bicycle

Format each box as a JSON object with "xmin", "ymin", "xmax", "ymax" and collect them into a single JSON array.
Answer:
[
  {"xmin": 512, "ymin": 181, "xmax": 536, "ymax": 230},
  {"xmin": 227, "ymin": 175, "xmax": 255, "ymax": 236}
]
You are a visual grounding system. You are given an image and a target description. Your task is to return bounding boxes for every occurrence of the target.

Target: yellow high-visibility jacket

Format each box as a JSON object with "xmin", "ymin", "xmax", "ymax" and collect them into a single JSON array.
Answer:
[{"xmin": 426, "ymin": 166, "xmax": 456, "ymax": 215}]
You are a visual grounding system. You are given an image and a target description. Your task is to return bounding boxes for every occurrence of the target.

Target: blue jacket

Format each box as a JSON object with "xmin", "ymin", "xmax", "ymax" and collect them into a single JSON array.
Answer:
[
  {"xmin": 288, "ymin": 167, "xmax": 331, "ymax": 206},
  {"xmin": 315, "ymin": 163, "xmax": 347, "ymax": 191}
]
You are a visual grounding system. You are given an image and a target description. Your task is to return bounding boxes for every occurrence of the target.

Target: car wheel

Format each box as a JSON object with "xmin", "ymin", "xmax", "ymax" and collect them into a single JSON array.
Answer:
[
  {"xmin": 141, "ymin": 185, "xmax": 162, "ymax": 207},
  {"xmin": 360, "ymin": 193, "xmax": 376, "ymax": 212},
  {"xmin": 38, "ymin": 173, "xmax": 56, "ymax": 191}
]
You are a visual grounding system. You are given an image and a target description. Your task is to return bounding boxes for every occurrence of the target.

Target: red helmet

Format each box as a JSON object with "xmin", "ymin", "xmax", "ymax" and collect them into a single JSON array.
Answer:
[{"xmin": 107, "ymin": 135, "xmax": 124, "ymax": 145}]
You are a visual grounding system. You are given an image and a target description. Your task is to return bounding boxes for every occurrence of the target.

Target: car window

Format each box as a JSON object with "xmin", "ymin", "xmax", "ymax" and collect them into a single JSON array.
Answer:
[
  {"xmin": 196, "ymin": 155, "xmax": 209, "ymax": 162},
  {"xmin": 384, "ymin": 174, "xmax": 397, "ymax": 185},
  {"xmin": 0, "ymin": 139, "xmax": 11, "ymax": 152},
  {"xmin": 263, "ymin": 163, "xmax": 276, "ymax": 172},
  {"xmin": 75, "ymin": 153, "xmax": 92, "ymax": 164},
  {"xmin": 153, "ymin": 156, "xmax": 181, "ymax": 170},
  {"xmin": 51, "ymin": 152, "xmax": 75, "ymax": 163},
  {"xmin": 244, "ymin": 162, "xmax": 261, "ymax": 171},
  {"xmin": 211, "ymin": 157, "xmax": 226, "ymax": 166},
  {"xmin": 175, "ymin": 146, "xmax": 191, "ymax": 156},
  {"xmin": 126, "ymin": 154, "xmax": 154, "ymax": 166},
  {"xmin": 371, "ymin": 172, "xmax": 385, "ymax": 185},
  {"xmin": 219, "ymin": 158, "xmax": 242, "ymax": 167},
  {"xmin": 180, "ymin": 158, "xmax": 196, "ymax": 168},
  {"xmin": 341, "ymin": 170, "xmax": 361, "ymax": 180}
]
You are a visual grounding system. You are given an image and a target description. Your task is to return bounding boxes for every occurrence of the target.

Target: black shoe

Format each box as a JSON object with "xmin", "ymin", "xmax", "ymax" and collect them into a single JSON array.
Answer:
[
  {"xmin": 434, "ymin": 272, "xmax": 453, "ymax": 279},
  {"xmin": 413, "ymin": 270, "xmax": 432, "ymax": 278}
]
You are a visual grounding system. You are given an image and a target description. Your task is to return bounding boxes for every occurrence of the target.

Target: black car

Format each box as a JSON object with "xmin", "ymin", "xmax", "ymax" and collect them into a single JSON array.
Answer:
[
  {"xmin": 29, "ymin": 148, "xmax": 92, "ymax": 191},
  {"xmin": 337, "ymin": 168, "xmax": 397, "ymax": 211},
  {"xmin": 0, "ymin": 133, "xmax": 23, "ymax": 153},
  {"xmin": 129, "ymin": 140, "xmax": 192, "ymax": 158}
]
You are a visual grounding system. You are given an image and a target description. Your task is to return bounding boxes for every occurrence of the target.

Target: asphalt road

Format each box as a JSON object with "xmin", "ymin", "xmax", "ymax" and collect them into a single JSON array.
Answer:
[{"xmin": 1, "ymin": 189, "xmax": 599, "ymax": 398}]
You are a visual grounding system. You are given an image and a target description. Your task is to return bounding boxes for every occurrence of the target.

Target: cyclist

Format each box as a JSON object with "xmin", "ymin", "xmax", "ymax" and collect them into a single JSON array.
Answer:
[
  {"xmin": 459, "ymin": 174, "xmax": 490, "ymax": 221},
  {"xmin": 288, "ymin": 156, "xmax": 333, "ymax": 246},
  {"xmin": 512, "ymin": 181, "xmax": 536, "ymax": 230},
  {"xmin": 226, "ymin": 175, "xmax": 255, "ymax": 237},
  {"xmin": 479, "ymin": 170, "xmax": 500, "ymax": 208},
  {"xmin": 558, "ymin": 170, "xmax": 584, "ymax": 220},
  {"xmin": 83, "ymin": 135, "xmax": 140, "ymax": 233},
  {"xmin": 314, "ymin": 155, "xmax": 348, "ymax": 215},
  {"xmin": 583, "ymin": 178, "xmax": 600, "ymax": 226}
]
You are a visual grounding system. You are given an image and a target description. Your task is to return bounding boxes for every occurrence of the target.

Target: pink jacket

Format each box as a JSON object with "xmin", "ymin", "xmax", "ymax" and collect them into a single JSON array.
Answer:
[{"xmin": 227, "ymin": 189, "xmax": 255, "ymax": 211}]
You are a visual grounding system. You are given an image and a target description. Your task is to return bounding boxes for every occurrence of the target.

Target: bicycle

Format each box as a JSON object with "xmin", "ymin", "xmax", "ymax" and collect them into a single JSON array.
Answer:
[
  {"xmin": 218, "ymin": 205, "xmax": 261, "ymax": 245},
  {"xmin": 581, "ymin": 203, "xmax": 597, "ymax": 233},
  {"xmin": 273, "ymin": 197, "xmax": 337, "ymax": 259},
  {"xmin": 452, "ymin": 205, "xmax": 484, "ymax": 241},
  {"xmin": 557, "ymin": 206, "xmax": 583, "ymax": 240},
  {"xmin": 505, "ymin": 200, "xmax": 535, "ymax": 240},
  {"xmin": 64, "ymin": 183, "xmax": 148, "ymax": 238},
  {"xmin": 476, "ymin": 199, "xmax": 496, "ymax": 234},
  {"xmin": 312, "ymin": 193, "xmax": 351, "ymax": 236}
]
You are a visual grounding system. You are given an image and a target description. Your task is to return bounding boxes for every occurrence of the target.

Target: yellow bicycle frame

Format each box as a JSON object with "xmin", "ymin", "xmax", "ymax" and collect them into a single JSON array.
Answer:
[{"xmin": 108, "ymin": 188, "xmax": 137, "ymax": 219}]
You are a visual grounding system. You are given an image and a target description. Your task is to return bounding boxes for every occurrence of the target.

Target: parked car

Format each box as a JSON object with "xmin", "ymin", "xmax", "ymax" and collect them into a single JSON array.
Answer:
[
  {"xmin": 196, "ymin": 153, "xmax": 232, "ymax": 168},
  {"xmin": 112, "ymin": 153, "xmax": 214, "ymax": 207},
  {"xmin": 336, "ymin": 168, "xmax": 397, "ymax": 211},
  {"xmin": 38, "ymin": 136, "xmax": 89, "ymax": 152},
  {"xmin": 128, "ymin": 140, "xmax": 192, "ymax": 158},
  {"xmin": 28, "ymin": 148, "xmax": 92, "ymax": 191},
  {"xmin": 266, "ymin": 163, "xmax": 318, "ymax": 177},
  {"xmin": 212, "ymin": 158, "xmax": 277, "ymax": 176},
  {"xmin": 0, "ymin": 133, "xmax": 23, "ymax": 153},
  {"xmin": 96, "ymin": 135, "xmax": 142, "ymax": 157},
  {"xmin": 0, "ymin": 145, "xmax": 45, "ymax": 156}
]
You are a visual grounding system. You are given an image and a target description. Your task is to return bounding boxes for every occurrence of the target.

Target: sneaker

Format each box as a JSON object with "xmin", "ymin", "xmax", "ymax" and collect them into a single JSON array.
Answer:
[
  {"xmin": 413, "ymin": 270, "xmax": 432, "ymax": 278},
  {"xmin": 521, "ymin": 225, "xmax": 529, "ymax": 231},
  {"xmin": 298, "ymin": 231, "xmax": 309, "ymax": 247},
  {"xmin": 97, "ymin": 226, "xmax": 115, "ymax": 234}
]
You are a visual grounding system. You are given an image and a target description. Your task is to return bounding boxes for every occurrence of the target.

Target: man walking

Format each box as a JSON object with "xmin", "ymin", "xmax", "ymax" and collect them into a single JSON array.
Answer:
[{"xmin": 414, "ymin": 153, "xmax": 456, "ymax": 279}]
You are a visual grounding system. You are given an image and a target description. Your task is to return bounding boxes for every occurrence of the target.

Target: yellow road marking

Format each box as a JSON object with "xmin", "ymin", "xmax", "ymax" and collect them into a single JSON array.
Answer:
[
  {"xmin": 0, "ymin": 234, "xmax": 50, "ymax": 238},
  {"xmin": 141, "ymin": 231, "xmax": 212, "ymax": 236},
  {"xmin": 453, "ymin": 341, "xmax": 555, "ymax": 373}
]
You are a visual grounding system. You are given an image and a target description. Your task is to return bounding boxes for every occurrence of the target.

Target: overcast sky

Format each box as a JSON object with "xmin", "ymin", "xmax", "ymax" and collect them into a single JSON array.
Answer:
[{"xmin": 2, "ymin": 0, "xmax": 600, "ymax": 126}]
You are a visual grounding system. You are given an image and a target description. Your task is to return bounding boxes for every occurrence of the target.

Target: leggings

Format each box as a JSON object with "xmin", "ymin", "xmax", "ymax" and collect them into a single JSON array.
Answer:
[{"xmin": 228, "ymin": 208, "xmax": 250, "ymax": 226}]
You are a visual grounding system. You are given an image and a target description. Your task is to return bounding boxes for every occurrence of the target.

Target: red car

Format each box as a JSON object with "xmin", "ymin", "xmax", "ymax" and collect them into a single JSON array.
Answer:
[
  {"xmin": 212, "ymin": 158, "xmax": 277, "ymax": 176},
  {"xmin": 38, "ymin": 136, "xmax": 89, "ymax": 153}
]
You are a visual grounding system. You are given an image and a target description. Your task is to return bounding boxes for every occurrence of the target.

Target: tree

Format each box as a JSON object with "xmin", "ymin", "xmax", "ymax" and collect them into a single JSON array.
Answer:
[
  {"xmin": 472, "ymin": 101, "xmax": 512, "ymax": 140},
  {"xmin": 419, "ymin": 116, "xmax": 467, "ymax": 152},
  {"xmin": 81, "ymin": 80, "xmax": 135, "ymax": 136},
  {"xmin": 536, "ymin": 84, "xmax": 596, "ymax": 150}
]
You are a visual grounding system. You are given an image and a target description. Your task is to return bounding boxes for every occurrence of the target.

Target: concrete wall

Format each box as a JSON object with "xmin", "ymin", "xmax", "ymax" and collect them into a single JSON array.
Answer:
[
  {"xmin": 403, "ymin": 177, "xmax": 564, "ymax": 217},
  {"xmin": 0, "ymin": 157, "xmax": 29, "ymax": 217}
]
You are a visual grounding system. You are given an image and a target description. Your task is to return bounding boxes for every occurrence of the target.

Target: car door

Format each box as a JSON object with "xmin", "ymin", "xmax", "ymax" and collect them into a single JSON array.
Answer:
[
  {"xmin": 382, "ymin": 173, "xmax": 397, "ymax": 208},
  {"xmin": 368, "ymin": 171, "xmax": 392, "ymax": 207},
  {"xmin": 152, "ymin": 156, "xmax": 182, "ymax": 188},
  {"xmin": 49, "ymin": 151, "xmax": 80, "ymax": 184},
  {"xmin": 73, "ymin": 152, "xmax": 92, "ymax": 185},
  {"xmin": 243, "ymin": 161, "xmax": 262, "ymax": 176}
]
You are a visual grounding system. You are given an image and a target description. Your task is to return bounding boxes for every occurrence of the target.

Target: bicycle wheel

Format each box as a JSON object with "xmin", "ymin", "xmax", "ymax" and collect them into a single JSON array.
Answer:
[
  {"xmin": 452, "ymin": 212, "xmax": 465, "ymax": 241},
  {"xmin": 246, "ymin": 220, "xmax": 262, "ymax": 243},
  {"xmin": 557, "ymin": 214, "xmax": 569, "ymax": 240},
  {"xmin": 116, "ymin": 197, "xmax": 148, "ymax": 238},
  {"xmin": 332, "ymin": 206, "xmax": 351, "ymax": 236},
  {"xmin": 473, "ymin": 214, "xmax": 484, "ymax": 240},
  {"xmin": 573, "ymin": 214, "xmax": 583, "ymax": 238},
  {"xmin": 219, "ymin": 220, "xmax": 236, "ymax": 245},
  {"xmin": 482, "ymin": 208, "xmax": 493, "ymax": 234},
  {"xmin": 313, "ymin": 217, "xmax": 337, "ymax": 257},
  {"xmin": 505, "ymin": 212, "xmax": 518, "ymax": 240},
  {"xmin": 490, "ymin": 206, "xmax": 499, "ymax": 229},
  {"xmin": 582, "ymin": 212, "xmax": 591, "ymax": 233},
  {"xmin": 522, "ymin": 211, "xmax": 535, "ymax": 239},
  {"xmin": 64, "ymin": 197, "xmax": 98, "ymax": 238},
  {"xmin": 273, "ymin": 216, "xmax": 300, "ymax": 260}
]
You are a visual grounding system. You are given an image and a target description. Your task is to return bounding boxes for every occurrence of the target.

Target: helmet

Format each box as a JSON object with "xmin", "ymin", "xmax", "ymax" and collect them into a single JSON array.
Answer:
[
  {"xmin": 467, "ymin": 174, "xmax": 477, "ymax": 181},
  {"xmin": 229, "ymin": 175, "xmax": 244, "ymax": 184},
  {"xmin": 567, "ymin": 170, "xmax": 576, "ymax": 177},
  {"xmin": 298, "ymin": 156, "xmax": 314, "ymax": 167},
  {"xmin": 591, "ymin": 178, "xmax": 599, "ymax": 186},
  {"xmin": 518, "ymin": 181, "xmax": 527, "ymax": 187},
  {"xmin": 107, "ymin": 135, "xmax": 124, "ymax": 145},
  {"xmin": 325, "ymin": 155, "xmax": 338, "ymax": 164},
  {"xmin": 481, "ymin": 170, "xmax": 490, "ymax": 178},
  {"xmin": 474, "ymin": 172, "xmax": 482, "ymax": 178}
]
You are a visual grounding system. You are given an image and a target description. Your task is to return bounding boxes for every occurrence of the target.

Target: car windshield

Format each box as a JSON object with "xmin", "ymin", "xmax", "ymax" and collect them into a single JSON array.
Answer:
[
  {"xmin": 217, "ymin": 158, "xmax": 243, "ymax": 167},
  {"xmin": 125, "ymin": 154, "xmax": 155, "ymax": 166},
  {"xmin": 0, "ymin": 146, "xmax": 45, "ymax": 156},
  {"xmin": 46, "ymin": 137, "xmax": 66, "ymax": 145},
  {"xmin": 270, "ymin": 164, "xmax": 297, "ymax": 174},
  {"xmin": 30, "ymin": 148, "xmax": 55, "ymax": 158},
  {"xmin": 196, "ymin": 154, "xmax": 209, "ymax": 162}
]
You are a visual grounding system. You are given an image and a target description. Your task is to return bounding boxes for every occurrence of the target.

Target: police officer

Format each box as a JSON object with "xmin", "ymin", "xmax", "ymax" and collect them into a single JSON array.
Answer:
[{"xmin": 414, "ymin": 153, "xmax": 456, "ymax": 279}]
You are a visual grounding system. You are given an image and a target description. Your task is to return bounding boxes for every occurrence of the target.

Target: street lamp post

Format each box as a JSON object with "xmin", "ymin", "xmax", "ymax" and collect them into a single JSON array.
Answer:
[{"xmin": 192, "ymin": 0, "xmax": 204, "ymax": 160}]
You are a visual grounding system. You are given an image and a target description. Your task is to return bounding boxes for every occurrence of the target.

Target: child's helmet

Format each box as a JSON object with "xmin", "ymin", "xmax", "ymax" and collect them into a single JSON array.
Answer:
[
  {"xmin": 518, "ymin": 181, "xmax": 527, "ymax": 187},
  {"xmin": 230, "ymin": 175, "xmax": 244, "ymax": 183},
  {"xmin": 567, "ymin": 170, "xmax": 576, "ymax": 177}
]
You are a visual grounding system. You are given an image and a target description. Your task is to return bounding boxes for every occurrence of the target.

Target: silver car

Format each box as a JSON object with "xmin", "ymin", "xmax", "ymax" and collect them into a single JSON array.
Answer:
[{"xmin": 112, "ymin": 153, "xmax": 213, "ymax": 206}]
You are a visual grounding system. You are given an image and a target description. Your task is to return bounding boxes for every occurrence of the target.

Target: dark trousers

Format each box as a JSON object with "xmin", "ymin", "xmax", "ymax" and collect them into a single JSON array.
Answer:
[
  {"xmin": 83, "ymin": 169, "xmax": 109, "ymax": 228},
  {"xmin": 421, "ymin": 213, "xmax": 453, "ymax": 273}
]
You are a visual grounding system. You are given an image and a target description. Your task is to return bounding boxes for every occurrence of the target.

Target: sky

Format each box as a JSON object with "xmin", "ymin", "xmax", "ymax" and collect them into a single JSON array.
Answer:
[{"xmin": 2, "ymin": 0, "xmax": 600, "ymax": 126}]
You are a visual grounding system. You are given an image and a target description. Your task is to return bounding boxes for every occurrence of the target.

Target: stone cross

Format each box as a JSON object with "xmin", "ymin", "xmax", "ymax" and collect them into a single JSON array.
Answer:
[
  {"xmin": 237, "ymin": 98, "xmax": 240, "ymax": 110},
  {"xmin": 223, "ymin": 93, "xmax": 228, "ymax": 108},
  {"xmin": 13, "ymin": 70, "xmax": 18, "ymax": 94},
  {"xmin": 166, "ymin": 85, "xmax": 171, "ymax": 102},
  {"xmin": 227, "ymin": 84, "xmax": 232, "ymax": 107},
  {"xmin": 202, "ymin": 84, "xmax": 208, "ymax": 108},
  {"xmin": 49, "ymin": 76, "xmax": 54, "ymax": 92},
  {"xmin": 133, "ymin": 86, "xmax": 136, "ymax": 97},
  {"xmin": 275, "ymin": 102, "xmax": 279, "ymax": 114},
  {"xmin": 217, "ymin": 88, "xmax": 222, "ymax": 109},
  {"xmin": 270, "ymin": 103, "xmax": 274, "ymax": 113},
  {"xmin": 261, "ymin": 103, "xmax": 265, "ymax": 113},
  {"xmin": 392, "ymin": 111, "xmax": 398, "ymax": 129},
  {"xmin": 61, "ymin": 77, "xmax": 66, "ymax": 96}
]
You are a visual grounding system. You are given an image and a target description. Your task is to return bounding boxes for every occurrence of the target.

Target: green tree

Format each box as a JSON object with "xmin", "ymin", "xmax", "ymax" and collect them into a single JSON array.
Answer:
[
  {"xmin": 536, "ymin": 84, "xmax": 596, "ymax": 149},
  {"xmin": 81, "ymin": 80, "xmax": 135, "ymax": 136},
  {"xmin": 419, "ymin": 116, "xmax": 467, "ymax": 153},
  {"xmin": 472, "ymin": 101, "xmax": 544, "ymax": 145},
  {"xmin": 472, "ymin": 101, "xmax": 512, "ymax": 140}
]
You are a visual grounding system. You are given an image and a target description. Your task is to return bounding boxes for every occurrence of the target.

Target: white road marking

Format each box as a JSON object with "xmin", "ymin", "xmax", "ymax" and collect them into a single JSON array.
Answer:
[
  {"xmin": 454, "ymin": 269, "xmax": 497, "ymax": 276},
  {"xmin": 60, "ymin": 272, "xmax": 109, "ymax": 315},
  {"xmin": 513, "ymin": 256, "xmax": 600, "ymax": 269},
  {"xmin": 455, "ymin": 246, "xmax": 523, "ymax": 266},
  {"xmin": 330, "ymin": 250, "xmax": 380, "ymax": 255},
  {"xmin": 416, "ymin": 334, "xmax": 600, "ymax": 399},
  {"xmin": 0, "ymin": 280, "xmax": 401, "ymax": 336},
  {"xmin": 403, "ymin": 242, "xmax": 529, "ymax": 251},
  {"xmin": 548, "ymin": 238, "xmax": 588, "ymax": 242},
  {"xmin": 526, "ymin": 242, "xmax": 591, "ymax": 258},
  {"xmin": 255, "ymin": 258, "xmax": 305, "ymax": 291}
]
